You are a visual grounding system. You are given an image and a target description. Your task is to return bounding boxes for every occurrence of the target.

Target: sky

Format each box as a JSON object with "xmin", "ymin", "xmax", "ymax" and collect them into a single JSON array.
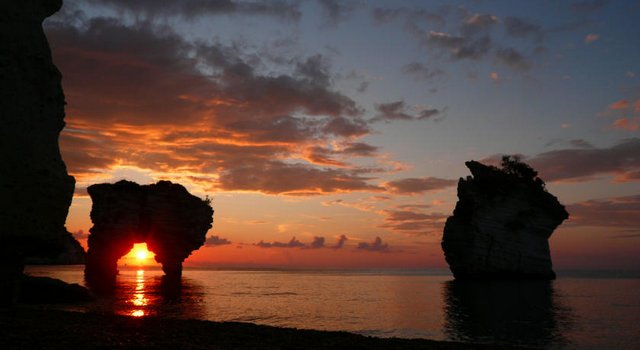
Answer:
[{"xmin": 45, "ymin": 0, "xmax": 640, "ymax": 270}]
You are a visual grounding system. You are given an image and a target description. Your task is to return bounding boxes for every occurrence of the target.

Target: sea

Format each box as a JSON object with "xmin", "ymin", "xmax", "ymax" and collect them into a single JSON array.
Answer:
[{"xmin": 25, "ymin": 266, "xmax": 640, "ymax": 349}]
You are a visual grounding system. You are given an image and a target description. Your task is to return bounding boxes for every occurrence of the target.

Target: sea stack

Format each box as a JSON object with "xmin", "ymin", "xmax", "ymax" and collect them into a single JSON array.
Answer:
[
  {"xmin": 0, "ymin": 0, "xmax": 75, "ymax": 303},
  {"xmin": 442, "ymin": 157, "xmax": 568, "ymax": 279},
  {"xmin": 85, "ymin": 181, "xmax": 213, "ymax": 283}
]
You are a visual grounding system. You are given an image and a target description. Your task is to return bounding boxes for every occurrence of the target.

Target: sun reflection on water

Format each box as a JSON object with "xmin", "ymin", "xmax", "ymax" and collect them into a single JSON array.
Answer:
[{"xmin": 130, "ymin": 270, "xmax": 148, "ymax": 317}]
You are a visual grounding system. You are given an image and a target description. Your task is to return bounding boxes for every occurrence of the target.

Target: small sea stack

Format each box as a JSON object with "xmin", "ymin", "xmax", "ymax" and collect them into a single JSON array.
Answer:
[
  {"xmin": 85, "ymin": 180, "xmax": 213, "ymax": 283},
  {"xmin": 442, "ymin": 157, "xmax": 568, "ymax": 279}
]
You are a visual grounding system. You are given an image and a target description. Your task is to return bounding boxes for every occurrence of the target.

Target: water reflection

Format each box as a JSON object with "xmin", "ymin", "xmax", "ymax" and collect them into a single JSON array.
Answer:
[
  {"xmin": 443, "ymin": 279, "xmax": 572, "ymax": 348},
  {"xmin": 85, "ymin": 268, "xmax": 206, "ymax": 320},
  {"xmin": 129, "ymin": 270, "xmax": 148, "ymax": 317}
]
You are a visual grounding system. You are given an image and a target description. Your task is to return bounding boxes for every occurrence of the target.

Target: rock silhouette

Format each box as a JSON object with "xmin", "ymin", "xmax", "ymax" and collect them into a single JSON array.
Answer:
[
  {"xmin": 442, "ymin": 157, "xmax": 568, "ymax": 279},
  {"xmin": 24, "ymin": 230, "xmax": 85, "ymax": 265},
  {"xmin": 0, "ymin": 0, "xmax": 75, "ymax": 304},
  {"xmin": 85, "ymin": 181, "xmax": 213, "ymax": 283}
]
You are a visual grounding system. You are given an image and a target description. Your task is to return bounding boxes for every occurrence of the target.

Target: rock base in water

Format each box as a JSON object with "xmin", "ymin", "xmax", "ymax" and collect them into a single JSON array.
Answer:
[{"xmin": 442, "ymin": 158, "xmax": 568, "ymax": 280}]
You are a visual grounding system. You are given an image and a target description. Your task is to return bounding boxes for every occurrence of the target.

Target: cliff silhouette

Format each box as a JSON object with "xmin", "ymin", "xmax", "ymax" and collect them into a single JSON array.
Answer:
[{"xmin": 0, "ymin": 0, "xmax": 76, "ymax": 304}]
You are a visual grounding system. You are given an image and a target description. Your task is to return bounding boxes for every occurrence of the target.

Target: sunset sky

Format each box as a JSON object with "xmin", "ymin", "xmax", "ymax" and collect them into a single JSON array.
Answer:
[{"xmin": 46, "ymin": 0, "xmax": 640, "ymax": 270}]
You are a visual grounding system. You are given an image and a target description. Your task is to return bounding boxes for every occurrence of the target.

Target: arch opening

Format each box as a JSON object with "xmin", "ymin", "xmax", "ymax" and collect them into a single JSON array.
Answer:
[{"xmin": 118, "ymin": 243, "xmax": 159, "ymax": 268}]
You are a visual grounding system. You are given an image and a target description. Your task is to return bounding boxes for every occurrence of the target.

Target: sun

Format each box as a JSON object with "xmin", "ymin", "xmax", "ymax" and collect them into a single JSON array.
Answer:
[
  {"xmin": 124, "ymin": 243, "xmax": 155, "ymax": 266},
  {"xmin": 135, "ymin": 249, "xmax": 148, "ymax": 261}
]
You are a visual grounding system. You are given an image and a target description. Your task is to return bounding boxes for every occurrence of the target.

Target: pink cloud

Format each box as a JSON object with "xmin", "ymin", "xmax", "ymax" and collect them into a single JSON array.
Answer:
[{"xmin": 584, "ymin": 33, "xmax": 600, "ymax": 44}]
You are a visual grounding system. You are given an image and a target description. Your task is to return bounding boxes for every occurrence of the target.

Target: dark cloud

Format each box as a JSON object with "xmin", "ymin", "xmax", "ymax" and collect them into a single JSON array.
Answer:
[
  {"xmin": 317, "ymin": 0, "xmax": 358, "ymax": 26},
  {"xmin": 495, "ymin": 47, "xmax": 531, "ymax": 71},
  {"xmin": 356, "ymin": 81, "xmax": 369, "ymax": 93},
  {"xmin": 397, "ymin": 204, "xmax": 432, "ymax": 210},
  {"xmin": 322, "ymin": 116, "xmax": 370, "ymax": 137},
  {"xmin": 382, "ymin": 210, "xmax": 439, "ymax": 221},
  {"xmin": 373, "ymin": 100, "xmax": 444, "ymax": 122},
  {"xmin": 371, "ymin": 7, "xmax": 445, "ymax": 27},
  {"xmin": 333, "ymin": 234, "xmax": 348, "ymax": 248},
  {"xmin": 205, "ymin": 235, "xmax": 232, "ymax": 246},
  {"xmin": 218, "ymin": 161, "xmax": 381, "ymax": 194},
  {"xmin": 256, "ymin": 237, "xmax": 306, "ymax": 248},
  {"xmin": 460, "ymin": 13, "xmax": 498, "ymax": 36},
  {"xmin": 402, "ymin": 62, "xmax": 444, "ymax": 81},
  {"xmin": 569, "ymin": 139, "xmax": 595, "ymax": 149},
  {"xmin": 87, "ymin": 0, "xmax": 301, "ymax": 20},
  {"xmin": 341, "ymin": 142, "xmax": 379, "ymax": 157},
  {"xmin": 378, "ymin": 8, "xmax": 541, "ymax": 72},
  {"xmin": 385, "ymin": 177, "xmax": 456, "ymax": 194},
  {"xmin": 425, "ymin": 31, "xmax": 492, "ymax": 60},
  {"xmin": 528, "ymin": 138, "xmax": 640, "ymax": 182},
  {"xmin": 570, "ymin": 0, "xmax": 609, "ymax": 14},
  {"xmin": 503, "ymin": 16, "xmax": 544, "ymax": 42},
  {"xmin": 356, "ymin": 236, "xmax": 389, "ymax": 252},
  {"xmin": 60, "ymin": 131, "xmax": 116, "ymax": 175},
  {"xmin": 296, "ymin": 54, "xmax": 331, "ymax": 86},
  {"xmin": 379, "ymin": 210, "xmax": 448, "ymax": 235},
  {"xmin": 305, "ymin": 142, "xmax": 379, "ymax": 166},
  {"xmin": 309, "ymin": 236, "xmax": 325, "ymax": 249},
  {"xmin": 567, "ymin": 195, "xmax": 640, "ymax": 228}
]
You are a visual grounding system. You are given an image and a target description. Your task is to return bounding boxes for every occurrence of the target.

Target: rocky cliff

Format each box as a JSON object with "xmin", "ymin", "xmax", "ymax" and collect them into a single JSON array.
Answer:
[
  {"xmin": 442, "ymin": 158, "xmax": 568, "ymax": 279},
  {"xmin": 85, "ymin": 181, "xmax": 213, "ymax": 283},
  {"xmin": 0, "ymin": 0, "xmax": 75, "ymax": 303},
  {"xmin": 24, "ymin": 230, "xmax": 85, "ymax": 265}
]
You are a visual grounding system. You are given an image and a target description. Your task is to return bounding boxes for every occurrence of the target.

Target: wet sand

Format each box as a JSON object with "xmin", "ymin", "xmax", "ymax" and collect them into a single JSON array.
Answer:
[{"xmin": 0, "ymin": 307, "xmax": 520, "ymax": 349}]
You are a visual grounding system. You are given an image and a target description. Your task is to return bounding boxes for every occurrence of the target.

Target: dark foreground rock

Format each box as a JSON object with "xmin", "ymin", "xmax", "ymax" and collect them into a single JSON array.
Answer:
[
  {"xmin": 442, "ymin": 158, "xmax": 568, "ymax": 280},
  {"xmin": 0, "ymin": 308, "xmax": 521, "ymax": 350},
  {"xmin": 0, "ymin": 0, "xmax": 75, "ymax": 304},
  {"xmin": 24, "ymin": 230, "xmax": 86, "ymax": 265},
  {"xmin": 86, "ymin": 181, "xmax": 213, "ymax": 283},
  {"xmin": 18, "ymin": 276, "xmax": 93, "ymax": 304}
]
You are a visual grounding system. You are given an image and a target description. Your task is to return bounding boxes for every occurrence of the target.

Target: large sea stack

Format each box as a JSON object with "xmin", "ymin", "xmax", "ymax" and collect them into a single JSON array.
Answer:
[
  {"xmin": 85, "ymin": 181, "xmax": 213, "ymax": 283},
  {"xmin": 442, "ymin": 157, "xmax": 568, "ymax": 279},
  {"xmin": 0, "ymin": 0, "xmax": 75, "ymax": 303}
]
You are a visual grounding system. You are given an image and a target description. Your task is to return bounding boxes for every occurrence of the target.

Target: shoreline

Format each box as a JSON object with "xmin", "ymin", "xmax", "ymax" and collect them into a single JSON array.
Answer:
[{"xmin": 1, "ymin": 307, "xmax": 520, "ymax": 349}]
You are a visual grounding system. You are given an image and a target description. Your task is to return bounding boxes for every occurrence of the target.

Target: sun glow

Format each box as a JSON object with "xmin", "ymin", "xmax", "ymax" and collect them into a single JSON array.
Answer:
[
  {"xmin": 136, "ymin": 249, "xmax": 148, "ymax": 261},
  {"xmin": 123, "ymin": 243, "xmax": 156, "ymax": 266}
]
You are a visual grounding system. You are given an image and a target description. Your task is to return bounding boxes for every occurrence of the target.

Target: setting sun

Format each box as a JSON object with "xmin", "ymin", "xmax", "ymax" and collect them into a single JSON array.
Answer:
[
  {"xmin": 135, "ymin": 250, "xmax": 148, "ymax": 261},
  {"xmin": 122, "ymin": 243, "xmax": 155, "ymax": 266}
]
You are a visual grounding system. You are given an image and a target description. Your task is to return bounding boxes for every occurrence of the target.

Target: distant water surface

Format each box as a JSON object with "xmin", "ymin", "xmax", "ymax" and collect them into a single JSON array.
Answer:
[{"xmin": 25, "ymin": 266, "xmax": 640, "ymax": 349}]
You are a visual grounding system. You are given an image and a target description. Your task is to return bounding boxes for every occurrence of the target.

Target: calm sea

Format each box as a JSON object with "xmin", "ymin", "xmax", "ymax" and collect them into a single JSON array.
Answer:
[{"xmin": 25, "ymin": 266, "xmax": 640, "ymax": 349}]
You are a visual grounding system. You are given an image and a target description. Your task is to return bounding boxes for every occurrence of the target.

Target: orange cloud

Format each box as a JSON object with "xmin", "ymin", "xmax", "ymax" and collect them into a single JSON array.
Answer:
[
  {"xmin": 612, "ymin": 118, "xmax": 640, "ymax": 131},
  {"xmin": 46, "ymin": 16, "xmax": 394, "ymax": 197},
  {"xmin": 609, "ymin": 99, "xmax": 630, "ymax": 110}
]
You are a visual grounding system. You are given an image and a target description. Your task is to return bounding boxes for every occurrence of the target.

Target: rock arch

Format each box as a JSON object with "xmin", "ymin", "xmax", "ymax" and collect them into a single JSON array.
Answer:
[{"xmin": 85, "ymin": 181, "xmax": 213, "ymax": 283}]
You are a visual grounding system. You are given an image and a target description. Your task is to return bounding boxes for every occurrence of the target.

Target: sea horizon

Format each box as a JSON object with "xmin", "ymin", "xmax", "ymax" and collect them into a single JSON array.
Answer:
[{"xmin": 40, "ymin": 263, "xmax": 640, "ymax": 279}]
